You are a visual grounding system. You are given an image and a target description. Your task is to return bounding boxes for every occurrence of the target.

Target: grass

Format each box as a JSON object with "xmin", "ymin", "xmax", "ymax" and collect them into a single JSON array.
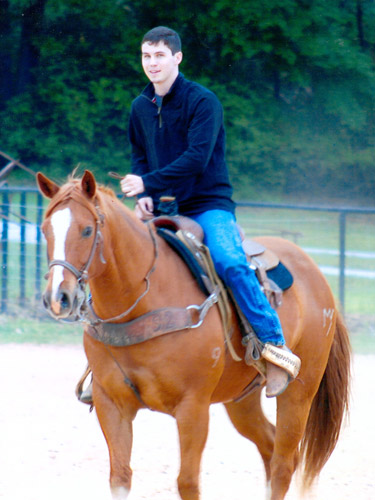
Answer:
[
  {"xmin": 236, "ymin": 207, "xmax": 375, "ymax": 316},
  {"xmin": 0, "ymin": 313, "xmax": 83, "ymax": 345},
  {"xmin": 1, "ymin": 311, "xmax": 373, "ymax": 355}
]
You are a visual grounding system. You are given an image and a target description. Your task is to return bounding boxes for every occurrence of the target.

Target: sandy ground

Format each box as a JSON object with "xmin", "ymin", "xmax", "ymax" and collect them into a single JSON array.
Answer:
[{"xmin": 0, "ymin": 344, "xmax": 374, "ymax": 500}]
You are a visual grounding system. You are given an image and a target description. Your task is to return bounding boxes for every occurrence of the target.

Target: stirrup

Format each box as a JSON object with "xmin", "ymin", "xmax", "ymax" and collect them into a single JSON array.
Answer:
[
  {"xmin": 261, "ymin": 343, "xmax": 301, "ymax": 379},
  {"xmin": 262, "ymin": 344, "xmax": 301, "ymax": 398},
  {"xmin": 79, "ymin": 381, "xmax": 93, "ymax": 405},
  {"xmin": 75, "ymin": 365, "xmax": 93, "ymax": 405}
]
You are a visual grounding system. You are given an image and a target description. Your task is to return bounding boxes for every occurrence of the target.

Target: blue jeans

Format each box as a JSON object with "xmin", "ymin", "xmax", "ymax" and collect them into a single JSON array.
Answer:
[{"xmin": 190, "ymin": 210, "xmax": 284, "ymax": 345}]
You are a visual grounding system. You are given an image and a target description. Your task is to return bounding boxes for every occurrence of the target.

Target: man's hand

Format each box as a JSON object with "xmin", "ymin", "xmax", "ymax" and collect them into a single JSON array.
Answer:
[
  {"xmin": 135, "ymin": 197, "xmax": 154, "ymax": 220},
  {"xmin": 120, "ymin": 174, "xmax": 145, "ymax": 197}
]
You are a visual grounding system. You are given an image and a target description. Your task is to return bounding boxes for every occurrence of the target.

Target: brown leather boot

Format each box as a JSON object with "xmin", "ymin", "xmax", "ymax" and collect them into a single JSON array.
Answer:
[
  {"xmin": 262, "ymin": 344, "xmax": 301, "ymax": 398},
  {"xmin": 265, "ymin": 362, "xmax": 290, "ymax": 397}
]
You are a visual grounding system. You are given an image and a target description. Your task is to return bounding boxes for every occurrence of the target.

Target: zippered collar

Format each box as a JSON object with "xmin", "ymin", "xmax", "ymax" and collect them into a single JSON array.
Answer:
[
  {"xmin": 140, "ymin": 73, "xmax": 185, "ymax": 128},
  {"xmin": 141, "ymin": 73, "xmax": 184, "ymax": 103}
]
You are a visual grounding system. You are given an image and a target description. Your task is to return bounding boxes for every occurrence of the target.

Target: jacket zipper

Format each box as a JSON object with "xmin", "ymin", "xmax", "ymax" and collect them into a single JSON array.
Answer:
[
  {"xmin": 145, "ymin": 95, "xmax": 163, "ymax": 128},
  {"xmin": 157, "ymin": 105, "xmax": 163, "ymax": 128}
]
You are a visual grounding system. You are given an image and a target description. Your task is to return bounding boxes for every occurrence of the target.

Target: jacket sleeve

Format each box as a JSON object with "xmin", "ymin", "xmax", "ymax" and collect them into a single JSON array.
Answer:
[
  {"xmin": 129, "ymin": 105, "xmax": 149, "ymax": 177},
  {"xmin": 142, "ymin": 92, "xmax": 223, "ymax": 195}
]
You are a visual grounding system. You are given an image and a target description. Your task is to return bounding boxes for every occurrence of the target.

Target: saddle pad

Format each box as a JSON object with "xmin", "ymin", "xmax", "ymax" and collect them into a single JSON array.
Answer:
[
  {"xmin": 156, "ymin": 227, "xmax": 210, "ymax": 296},
  {"xmin": 267, "ymin": 261, "xmax": 293, "ymax": 290},
  {"xmin": 157, "ymin": 227, "xmax": 293, "ymax": 293}
]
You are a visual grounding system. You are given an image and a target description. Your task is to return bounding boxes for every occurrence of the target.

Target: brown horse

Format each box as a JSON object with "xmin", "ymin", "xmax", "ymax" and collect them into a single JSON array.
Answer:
[{"xmin": 37, "ymin": 170, "xmax": 351, "ymax": 500}]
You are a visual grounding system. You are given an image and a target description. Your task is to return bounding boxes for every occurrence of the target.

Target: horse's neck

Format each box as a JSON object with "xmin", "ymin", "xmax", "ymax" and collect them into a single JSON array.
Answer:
[{"xmin": 89, "ymin": 199, "xmax": 155, "ymax": 319}]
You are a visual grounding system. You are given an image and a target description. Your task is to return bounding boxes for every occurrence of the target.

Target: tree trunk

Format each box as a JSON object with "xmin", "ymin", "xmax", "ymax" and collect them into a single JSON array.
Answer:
[
  {"xmin": 16, "ymin": 0, "xmax": 47, "ymax": 94},
  {"xmin": 0, "ymin": 0, "xmax": 13, "ymax": 106},
  {"xmin": 356, "ymin": 0, "xmax": 367, "ymax": 49}
]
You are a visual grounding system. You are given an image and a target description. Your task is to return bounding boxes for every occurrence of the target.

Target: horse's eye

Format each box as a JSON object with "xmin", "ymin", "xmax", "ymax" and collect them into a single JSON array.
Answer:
[{"xmin": 82, "ymin": 226, "xmax": 93, "ymax": 238}]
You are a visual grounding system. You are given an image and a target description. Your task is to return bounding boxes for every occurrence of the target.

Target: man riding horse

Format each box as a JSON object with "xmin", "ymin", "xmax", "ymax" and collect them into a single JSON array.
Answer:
[{"xmin": 80, "ymin": 26, "xmax": 300, "ymax": 403}]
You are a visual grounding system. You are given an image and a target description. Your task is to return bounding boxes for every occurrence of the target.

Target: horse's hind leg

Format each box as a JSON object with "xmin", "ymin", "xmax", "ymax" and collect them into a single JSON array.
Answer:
[
  {"xmin": 267, "ymin": 389, "xmax": 314, "ymax": 500},
  {"xmin": 175, "ymin": 397, "xmax": 211, "ymax": 500},
  {"xmin": 224, "ymin": 389, "xmax": 275, "ymax": 483}
]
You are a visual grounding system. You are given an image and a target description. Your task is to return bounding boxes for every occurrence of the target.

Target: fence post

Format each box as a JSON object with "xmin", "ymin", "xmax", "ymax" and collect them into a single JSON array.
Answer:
[
  {"xmin": 20, "ymin": 191, "xmax": 26, "ymax": 306},
  {"xmin": 1, "ymin": 191, "xmax": 9, "ymax": 313},
  {"xmin": 338, "ymin": 211, "xmax": 347, "ymax": 314},
  {"xmin": 35, "ymin": 191, "xmax": 43, "ymax": 301}
]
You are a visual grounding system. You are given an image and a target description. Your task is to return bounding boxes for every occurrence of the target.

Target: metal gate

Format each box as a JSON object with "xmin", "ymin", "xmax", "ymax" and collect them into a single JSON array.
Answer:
[{"xmin": 0, "ymin": 187, "xmax": 374, "ymax": 319}]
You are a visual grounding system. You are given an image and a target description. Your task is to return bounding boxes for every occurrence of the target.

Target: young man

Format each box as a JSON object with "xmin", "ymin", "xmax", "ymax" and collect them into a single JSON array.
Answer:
[{"xmin": 120, "ymin": 26, "xmax": 300, "ymax": 397}]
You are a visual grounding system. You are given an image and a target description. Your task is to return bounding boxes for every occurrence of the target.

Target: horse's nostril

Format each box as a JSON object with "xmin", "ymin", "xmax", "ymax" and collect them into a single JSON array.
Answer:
[{"xmin": 59, "ymin": 292, "xmax": 71, "ymax": 310}]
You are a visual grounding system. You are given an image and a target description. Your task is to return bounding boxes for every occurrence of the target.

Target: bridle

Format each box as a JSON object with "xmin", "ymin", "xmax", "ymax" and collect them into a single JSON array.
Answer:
[
  {"xmin": 48, "ymin": 215, "xmax": 106, "ymax": 287},
  {"xmin": 47, "ymin": 201, "xmax": 158, "ymax": 325}
]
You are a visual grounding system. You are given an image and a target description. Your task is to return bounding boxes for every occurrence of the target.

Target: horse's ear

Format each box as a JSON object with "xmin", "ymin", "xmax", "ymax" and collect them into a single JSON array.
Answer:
[
  {"xmin": 36, "ymin": 172, "xmax": 60, "ymax": 199},
  {"xmin": 81, "ymin": 170, "xmax": 96, "ymax": 199}
]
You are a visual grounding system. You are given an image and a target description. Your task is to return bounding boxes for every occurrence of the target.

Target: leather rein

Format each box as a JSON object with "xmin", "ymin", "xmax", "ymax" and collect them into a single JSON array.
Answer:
[
  {"xmin": 47, "ymin": 202, "xmax": 219, "ymax": 345},
  {"xmin": 47, "ymin": 199, "xmax": 220, "ymax": 410}
]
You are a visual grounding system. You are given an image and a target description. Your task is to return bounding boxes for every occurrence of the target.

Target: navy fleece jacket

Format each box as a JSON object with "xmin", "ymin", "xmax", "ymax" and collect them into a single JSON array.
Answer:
[{"xmin": 129, "ymin": 73, "xmax": 235, "ymax": 216}]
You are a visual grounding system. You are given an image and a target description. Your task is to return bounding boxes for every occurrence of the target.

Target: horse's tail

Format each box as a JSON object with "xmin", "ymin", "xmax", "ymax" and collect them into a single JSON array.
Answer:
[{"xmin": 300, "ymin": 311, "xmax": 352, "ymax": 489}]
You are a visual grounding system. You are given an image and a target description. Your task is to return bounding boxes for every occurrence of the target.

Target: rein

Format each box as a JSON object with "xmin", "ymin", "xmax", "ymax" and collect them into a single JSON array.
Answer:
[
  {"xmin": 47, "ymin": 199, "xmax": 159, "ymax": 325},
  {"xmin": 87, "ymin": 223, "xmax": 159, "ymax": 324},
  {"xmin": 47, "ymin": 193, "xmax": 220, "ymax": 409},
  {"xmin": 48, "ymin": 197, "xmax": 219, "ymax": 343}
]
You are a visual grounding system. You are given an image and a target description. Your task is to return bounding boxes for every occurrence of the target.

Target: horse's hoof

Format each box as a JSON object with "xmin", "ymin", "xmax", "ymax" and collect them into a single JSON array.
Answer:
[{"xmin": 265, "ymin": 361, "xmax": 290, "ymax": 398}]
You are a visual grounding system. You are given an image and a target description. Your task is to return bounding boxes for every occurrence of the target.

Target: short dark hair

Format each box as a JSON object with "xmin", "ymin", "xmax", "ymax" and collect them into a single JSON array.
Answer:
[{"xmin": 142, "ymin": 26, "xmax": 182, "ymax": 54}]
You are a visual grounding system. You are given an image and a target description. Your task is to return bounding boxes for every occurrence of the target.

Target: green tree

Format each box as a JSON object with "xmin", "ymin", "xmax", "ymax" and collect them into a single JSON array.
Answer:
[{"xmin": 0, "ymin": 0, "xmax": 374, "ymax": 203}]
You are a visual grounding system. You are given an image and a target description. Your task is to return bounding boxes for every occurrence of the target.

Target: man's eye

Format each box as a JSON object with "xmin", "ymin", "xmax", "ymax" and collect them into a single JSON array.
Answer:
[{"xmin": 82, "ymin": 226, "xmax": 93, "ymax": 238}]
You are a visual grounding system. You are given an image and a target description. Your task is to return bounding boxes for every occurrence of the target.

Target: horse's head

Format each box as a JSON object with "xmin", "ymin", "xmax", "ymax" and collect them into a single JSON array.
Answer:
[{"xmin": 37, "ymin": 170, "xmax": 105, "ymax": 320}]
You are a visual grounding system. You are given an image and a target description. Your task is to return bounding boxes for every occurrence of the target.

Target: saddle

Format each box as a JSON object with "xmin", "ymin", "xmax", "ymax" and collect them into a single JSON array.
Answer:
[
  {"xmin": 153, "ymin": 215, "xmax": 294, "ymax": 370},
  {"xmin": 153, "ymin": 215, "xmax": 293, "ymax": 310}
]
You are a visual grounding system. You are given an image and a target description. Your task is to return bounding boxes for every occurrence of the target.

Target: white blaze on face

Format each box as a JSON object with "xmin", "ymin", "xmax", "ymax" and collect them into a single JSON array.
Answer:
[{"xmin": 50, "ymin": 207, "xmax": 72, "ymax": 300}]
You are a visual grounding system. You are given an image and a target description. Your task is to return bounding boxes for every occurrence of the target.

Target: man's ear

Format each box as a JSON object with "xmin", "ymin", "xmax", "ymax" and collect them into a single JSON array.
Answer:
[{"xmin": 175, "ymin": 51, "xmax": 183, "ymax": 65}]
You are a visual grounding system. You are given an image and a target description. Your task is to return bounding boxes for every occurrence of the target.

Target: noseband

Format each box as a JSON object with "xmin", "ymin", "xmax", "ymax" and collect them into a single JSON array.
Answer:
[{"xmin": 48, "ymin": 216, "xmax": 106, "ymax": 286}]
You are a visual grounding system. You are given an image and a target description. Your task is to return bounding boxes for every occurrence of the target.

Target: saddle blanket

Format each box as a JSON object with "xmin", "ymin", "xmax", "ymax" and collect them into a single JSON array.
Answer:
[{"xmin": 155, "ymin": 226, "xmax": 293, "ymax": 299}]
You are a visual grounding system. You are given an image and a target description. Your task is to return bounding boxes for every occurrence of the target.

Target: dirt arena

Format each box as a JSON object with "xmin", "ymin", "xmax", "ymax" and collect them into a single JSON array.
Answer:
[{"xmin": 0, "ymin": 344, "xmax": 374, "ymax": 500}]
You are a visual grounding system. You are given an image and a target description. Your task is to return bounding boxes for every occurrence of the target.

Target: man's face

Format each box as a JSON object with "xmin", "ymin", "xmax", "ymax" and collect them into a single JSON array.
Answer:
[{"xmin": 141, "ymin": 41, "xmax": 182, "ymax": 89}]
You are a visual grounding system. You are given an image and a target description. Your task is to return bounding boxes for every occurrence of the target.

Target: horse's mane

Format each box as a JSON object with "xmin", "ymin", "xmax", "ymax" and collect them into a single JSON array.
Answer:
[{"xmin": 45, "ymin": 174, "xmax": 118, "ymax": 219}]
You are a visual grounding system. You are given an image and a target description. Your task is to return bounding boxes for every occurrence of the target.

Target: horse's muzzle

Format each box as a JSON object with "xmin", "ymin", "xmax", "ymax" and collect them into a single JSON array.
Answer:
[{"xmin": 42, "ymin": 285, "xmax": 85, "ymax": 320}]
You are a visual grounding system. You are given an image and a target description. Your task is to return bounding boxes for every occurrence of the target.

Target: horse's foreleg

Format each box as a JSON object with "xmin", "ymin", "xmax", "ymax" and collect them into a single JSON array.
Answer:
[
  {"xmin": 93, "ymin": 382, "xmax": 138, "ymax": 500},
  {"xmin": 175, "ymin": 398, "xmax": 210, "ymax": 500}
]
